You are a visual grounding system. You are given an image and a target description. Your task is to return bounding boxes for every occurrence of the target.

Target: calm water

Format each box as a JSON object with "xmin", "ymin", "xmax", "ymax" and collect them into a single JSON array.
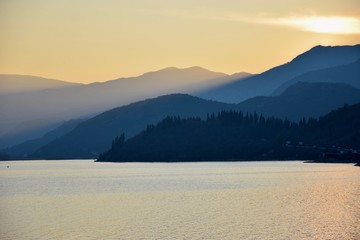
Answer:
[{"xmin": 0, "ymin": 160, "xmax": 359, "ymax": 239}]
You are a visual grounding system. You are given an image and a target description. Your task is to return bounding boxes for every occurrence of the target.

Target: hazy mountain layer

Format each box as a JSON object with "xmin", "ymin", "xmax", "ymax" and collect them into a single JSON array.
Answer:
[
  {"xmin": 4, "ymin": 119, "xmax": 84, "ymax": 158},
  {"xmin": 199, "ymin": 44, "xmax": 360, "ymax": 103},
  {"xmin": 31, "ymin": 94, "xmax": 236, "ymax": 159},
  {"xmin": 0, "ymin": 119, "xmax": 66, "ymax": 149},
  {"xmin": 0, "ymin": 74, "xmax": 81, "ymax": 95},
  {"xmin": 2, "ymin": 44, "xmax": 359, "ymax": 149},
  {"xmin": 22, "ymin": 82, "xmax": 360, "ymax": 159},
  {"xmin": 0, "ymin": 67, "xmax": 238, "ymax": 147},
  {"xmin": 273, "ymin": 59, "xmax": 360, "ymax": 95},
  {"xmin": 237, "ymin": 82, "xmax": 360, "ymax": 121}
]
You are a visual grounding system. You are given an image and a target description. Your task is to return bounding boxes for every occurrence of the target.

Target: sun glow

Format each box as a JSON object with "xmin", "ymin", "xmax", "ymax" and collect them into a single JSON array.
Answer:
[{"xmin": 280, "ymin": 17, "xmax": 360, "ymax": 34}]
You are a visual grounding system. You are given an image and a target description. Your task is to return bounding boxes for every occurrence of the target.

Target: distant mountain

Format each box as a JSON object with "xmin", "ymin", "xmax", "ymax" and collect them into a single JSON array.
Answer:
[
  {"xmin": 100, "ymin": 66, "xmax": 228, "ymax": 91},
  {"xmin": 2, "ymin": 44, "xmax": 358, "ymax": 149},
  {"xmin": 237, "ymin": 82, "xmax": 360, "ymax": 121},
  {"xmin": 229, "ymin": 72, "xmax": 253, "ymax": 79},
  {"xmin": 31, "ymin": 94, "xmax": 237, "ymax": 159},
  {"xmin": 0, "ymin": 119, "xmax": 66, "ymax": 149},
  {"xmin": 26, "ymin": 82, "xmax": 360, "ymax": 159},
  {"xmin": 0, "ymin": 74, "xmax": 81, "ymax": 95},
  {"xmin": 198, "ymin": 44, "xmax": 360, "ymax": 103},
  {"xmin": 0, "ymin": 67, "xmax": 234, "ymax": 147},
  {"xmin": 97, "ymin": 103, "xmax": 360, "ymax": 163},
  {"xmin": 197, "ymin": 72, "xmax": 253, "ymax": 91},
  {"xmin": 273, "ymin": 59, "xmax": 360, "ymax": 95},
  {"xmin": 4, "ymin": 119, "xmax": 84, "ymax": 158}
]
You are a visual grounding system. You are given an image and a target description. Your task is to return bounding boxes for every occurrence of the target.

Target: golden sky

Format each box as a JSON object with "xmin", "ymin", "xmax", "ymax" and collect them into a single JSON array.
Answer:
[{"xmin": 1, "ymin": 0, "xmax": 360, "ymax": 83}]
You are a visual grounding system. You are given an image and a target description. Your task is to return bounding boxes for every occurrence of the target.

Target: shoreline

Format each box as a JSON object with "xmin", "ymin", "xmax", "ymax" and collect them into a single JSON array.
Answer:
[{"xmin": 1, "ymin": 158, "xmax": 359, "ymax": 166}]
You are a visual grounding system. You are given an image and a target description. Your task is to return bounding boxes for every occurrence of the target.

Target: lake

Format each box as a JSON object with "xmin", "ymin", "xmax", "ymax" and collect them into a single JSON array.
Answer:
[{"xmin": 0, "ymin": 160, "xmax": 359, "ymax": 239}]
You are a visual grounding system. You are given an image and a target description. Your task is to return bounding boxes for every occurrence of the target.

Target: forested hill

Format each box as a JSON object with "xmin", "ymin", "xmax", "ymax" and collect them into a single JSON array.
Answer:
[{"xmin": 97, "ymin": 103, "xmax": 360, "ymax": 163}]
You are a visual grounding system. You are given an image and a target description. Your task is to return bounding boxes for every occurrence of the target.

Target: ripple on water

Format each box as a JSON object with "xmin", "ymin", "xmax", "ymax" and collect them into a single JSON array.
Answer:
[{"xmin": 0, "ymin": 160, "xmax": 359, "ymax": 239}]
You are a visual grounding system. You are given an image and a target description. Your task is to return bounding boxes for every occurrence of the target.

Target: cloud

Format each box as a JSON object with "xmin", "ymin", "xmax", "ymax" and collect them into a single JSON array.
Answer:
[
  {"xmin": 266, "ymin": 16, "xmax": 360, "ymax": 34},
  {"xmin": 135, "ymin": 7, "xmax": 360, "ymax": 35},
  {"xmin": 226, "ymin": 14, "xmax": 360, "ymax": 35}
]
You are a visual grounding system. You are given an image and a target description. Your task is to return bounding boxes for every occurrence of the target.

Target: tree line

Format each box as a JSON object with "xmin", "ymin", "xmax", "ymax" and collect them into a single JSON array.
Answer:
[{"xmin": 97, "ymin": 103, "xmax": 360, "ymax": 162}]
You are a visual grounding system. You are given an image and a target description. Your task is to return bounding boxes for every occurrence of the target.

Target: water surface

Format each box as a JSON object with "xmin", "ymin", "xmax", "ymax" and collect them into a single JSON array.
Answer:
[{"xmin": 0, "ymin": 160, "xmax": 359, "ymax": 239}]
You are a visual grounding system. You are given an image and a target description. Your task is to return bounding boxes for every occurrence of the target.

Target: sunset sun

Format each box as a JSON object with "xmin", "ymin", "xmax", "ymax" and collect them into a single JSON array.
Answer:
[{"xmin": 287, "ymin": 17, "xmax": 360, "ymax": 34}]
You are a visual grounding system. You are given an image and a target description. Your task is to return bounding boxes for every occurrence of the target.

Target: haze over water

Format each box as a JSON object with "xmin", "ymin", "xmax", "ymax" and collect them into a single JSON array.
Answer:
[{"xmin": 0, "ymin": 160, "xmax": 359, "ymax": 239}]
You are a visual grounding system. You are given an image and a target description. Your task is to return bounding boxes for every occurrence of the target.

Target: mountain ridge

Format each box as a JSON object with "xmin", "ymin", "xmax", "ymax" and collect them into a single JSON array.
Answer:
[
  {"xmin": 0, "ymin": 66, "xmax": 239, "ymax": 148},
  {"xmin": 198, "ymin": 44, "xmax": 360, "ymax": 103},
  {"xmin": 30, "ymin": 94, "xmax": 237, "ymax": 159},
  {"xmin": 10, "ymin": 81, "xmax": 360, "ymax": 159},
  {"xmin": 237, "ymin": 82, "xmax": 360, "ymax": 121},
  {"xmin": 2, "ymin": 44, "xmax": 359, "ymax": 148},
  {"xmin": 273, "ymin": 59, "xmax": 360, "ymax": 95},
  {"xmin": 4, "ymin": 119, "xmax": 84, "ymax": 157},
  {"xmin": 0, "ymin": 74, "xmax": 82, "ymax": 95}
]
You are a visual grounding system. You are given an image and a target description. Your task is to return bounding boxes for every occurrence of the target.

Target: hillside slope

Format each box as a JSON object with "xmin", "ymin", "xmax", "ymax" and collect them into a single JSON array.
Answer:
[
  {"xmin": 237, "ymin": 82, "xmax": 360, "ymax": 121},
  {"xmin": 98, "ymin": 103, "xmax": 360, "ymax": 162},
  {"xmin": 32, "ymin": 94, "xmax": 237, "ymax": 158},
  {"xmin": 273, "ymin": 59, "xmax": 360, "ymax": 95},
  {"xmin": 0, "ymin": 67, "xmax": 234, "ymax": 147},
  {"xmin": 199, "ymin": 44, "xmax": 360, "ymax": 103},
  {"xmin": 0, "ymin": 74, "xmax": 81, "ymax": 95}
]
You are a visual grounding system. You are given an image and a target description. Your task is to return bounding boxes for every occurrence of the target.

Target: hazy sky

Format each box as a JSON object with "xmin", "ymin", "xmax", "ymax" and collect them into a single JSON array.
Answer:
[{"xmin": 1, "ymin": 0, "xmax": 360, "ymax": 83}]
